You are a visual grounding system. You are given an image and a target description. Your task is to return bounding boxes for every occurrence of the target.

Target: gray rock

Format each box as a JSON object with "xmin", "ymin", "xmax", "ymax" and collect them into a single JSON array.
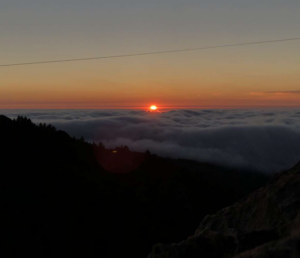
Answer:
[{"xmin": 148, "ymin": 162, "xmax": 300, "ymax": 258}]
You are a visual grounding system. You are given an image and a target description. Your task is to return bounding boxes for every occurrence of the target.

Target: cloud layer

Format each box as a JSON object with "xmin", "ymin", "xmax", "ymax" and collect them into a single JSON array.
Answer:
[{"xmin": 2, "ymin": 108, "xmax": 300, "ymax": 173}]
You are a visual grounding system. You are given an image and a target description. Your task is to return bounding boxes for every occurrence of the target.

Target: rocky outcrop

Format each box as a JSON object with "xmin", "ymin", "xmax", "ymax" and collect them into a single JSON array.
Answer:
[
  {"xmin": 149, "ymin": 162, "xmax": 300, "ymax": 258},
  {"xmin": 233, "ymin": 230, "xmax": 300, "ymax": 258}
]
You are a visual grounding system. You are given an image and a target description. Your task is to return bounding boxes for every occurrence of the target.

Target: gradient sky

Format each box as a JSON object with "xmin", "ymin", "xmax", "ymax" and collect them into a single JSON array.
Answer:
[{"xmin": 1, "ymin": 0, "xmax": 300, "ymax": 109}]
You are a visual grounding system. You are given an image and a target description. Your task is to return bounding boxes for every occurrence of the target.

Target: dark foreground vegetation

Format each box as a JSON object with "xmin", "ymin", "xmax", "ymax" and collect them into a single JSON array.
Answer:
[{"xmin": 0, "ymin": 115, "xmax": 268, "ymax": 258}]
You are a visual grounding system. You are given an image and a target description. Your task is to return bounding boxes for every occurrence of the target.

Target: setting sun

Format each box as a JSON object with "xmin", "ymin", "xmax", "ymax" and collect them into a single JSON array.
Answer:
[{"xmin": 150, "ymin": 105, "xmax": 157, "ymax": 110}]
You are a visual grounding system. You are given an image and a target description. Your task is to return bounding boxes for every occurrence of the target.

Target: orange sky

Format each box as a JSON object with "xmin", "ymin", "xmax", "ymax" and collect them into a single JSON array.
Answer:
[
  {"xmin": 1, "ymin": 1, "xmax": 300, "ymax": 109},
  {"xmin": 1, "ymin": 50, "xmax": 299, "ymax": 109}
]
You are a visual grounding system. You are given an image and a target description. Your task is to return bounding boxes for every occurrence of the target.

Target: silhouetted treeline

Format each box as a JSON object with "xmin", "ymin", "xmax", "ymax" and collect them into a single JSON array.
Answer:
[{"xmin": 0, "ymin": 115, "xmax": 268, "ymax": 258}]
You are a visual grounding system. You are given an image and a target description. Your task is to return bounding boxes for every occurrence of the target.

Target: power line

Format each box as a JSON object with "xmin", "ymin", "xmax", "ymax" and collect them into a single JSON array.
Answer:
[{"xmin": 1, "ymin": 37, "xmax": 300, "ymax": 67}]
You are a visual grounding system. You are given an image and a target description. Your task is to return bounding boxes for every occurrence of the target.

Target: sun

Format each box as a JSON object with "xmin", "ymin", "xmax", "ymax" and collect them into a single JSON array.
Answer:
[{"xmin": 150, "ymin": 105, "xmax": 157, "ymax": 111}]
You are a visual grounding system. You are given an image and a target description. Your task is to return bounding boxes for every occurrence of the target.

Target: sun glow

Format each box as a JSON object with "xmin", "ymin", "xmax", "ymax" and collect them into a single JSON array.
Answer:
[{"xmin": 150, "ymin": 105, "xmax": 157, "ymax": 110}]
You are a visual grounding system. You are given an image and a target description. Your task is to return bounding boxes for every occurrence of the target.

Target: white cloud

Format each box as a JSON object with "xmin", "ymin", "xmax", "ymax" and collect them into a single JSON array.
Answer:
[{"xmin": 2, "ymin": 108, "xmax": 300, "ymax": 173}]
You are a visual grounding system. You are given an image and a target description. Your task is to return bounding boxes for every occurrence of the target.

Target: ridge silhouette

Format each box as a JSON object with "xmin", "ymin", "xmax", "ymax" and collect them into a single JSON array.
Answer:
[{"xmin": 0, "ymin": 115, "xmax": 268, "ymax": 258}]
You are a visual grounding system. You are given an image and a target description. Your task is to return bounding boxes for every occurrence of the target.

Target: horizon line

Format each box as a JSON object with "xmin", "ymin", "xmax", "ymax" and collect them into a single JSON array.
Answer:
[{"xmin": 1, "ymin": 105, "xmax": 300, "ymax": 110}]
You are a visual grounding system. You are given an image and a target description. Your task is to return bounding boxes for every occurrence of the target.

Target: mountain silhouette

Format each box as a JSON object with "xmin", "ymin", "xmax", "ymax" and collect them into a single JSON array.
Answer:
[{"xmin": 0, "ymin": 115, "xmax": 268, "ymax": 258}]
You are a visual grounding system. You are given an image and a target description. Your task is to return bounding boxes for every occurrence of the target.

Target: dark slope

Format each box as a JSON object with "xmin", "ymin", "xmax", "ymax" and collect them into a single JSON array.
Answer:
[
  {"xmin": 0, "ymin": 115, "xmax": 268, "ymax": 258},
  {"xmin": 148, "ymin": 162, "xmax": 300, "ymax": 258}
]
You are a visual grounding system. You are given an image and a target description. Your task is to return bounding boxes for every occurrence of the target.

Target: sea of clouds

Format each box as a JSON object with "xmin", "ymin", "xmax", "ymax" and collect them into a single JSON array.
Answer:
[{"xmin": 2, "ymin": 108, "xmax": 300, "ymax": 173}]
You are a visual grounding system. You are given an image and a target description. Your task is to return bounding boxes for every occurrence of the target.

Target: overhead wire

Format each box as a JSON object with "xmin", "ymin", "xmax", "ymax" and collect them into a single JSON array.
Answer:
[{"xmin": 1, "ymin": 37, "xmax": 300, "ymax": 67}]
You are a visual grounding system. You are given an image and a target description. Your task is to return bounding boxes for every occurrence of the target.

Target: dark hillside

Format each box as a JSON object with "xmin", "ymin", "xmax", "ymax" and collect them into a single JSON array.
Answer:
[
  {"xmin": 0, "ymin": 115, "xmax": 268, "ymax": 258},
  {"xmin": 148, "ymin": 163, "xmax": 300, "ymax": 258}
]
